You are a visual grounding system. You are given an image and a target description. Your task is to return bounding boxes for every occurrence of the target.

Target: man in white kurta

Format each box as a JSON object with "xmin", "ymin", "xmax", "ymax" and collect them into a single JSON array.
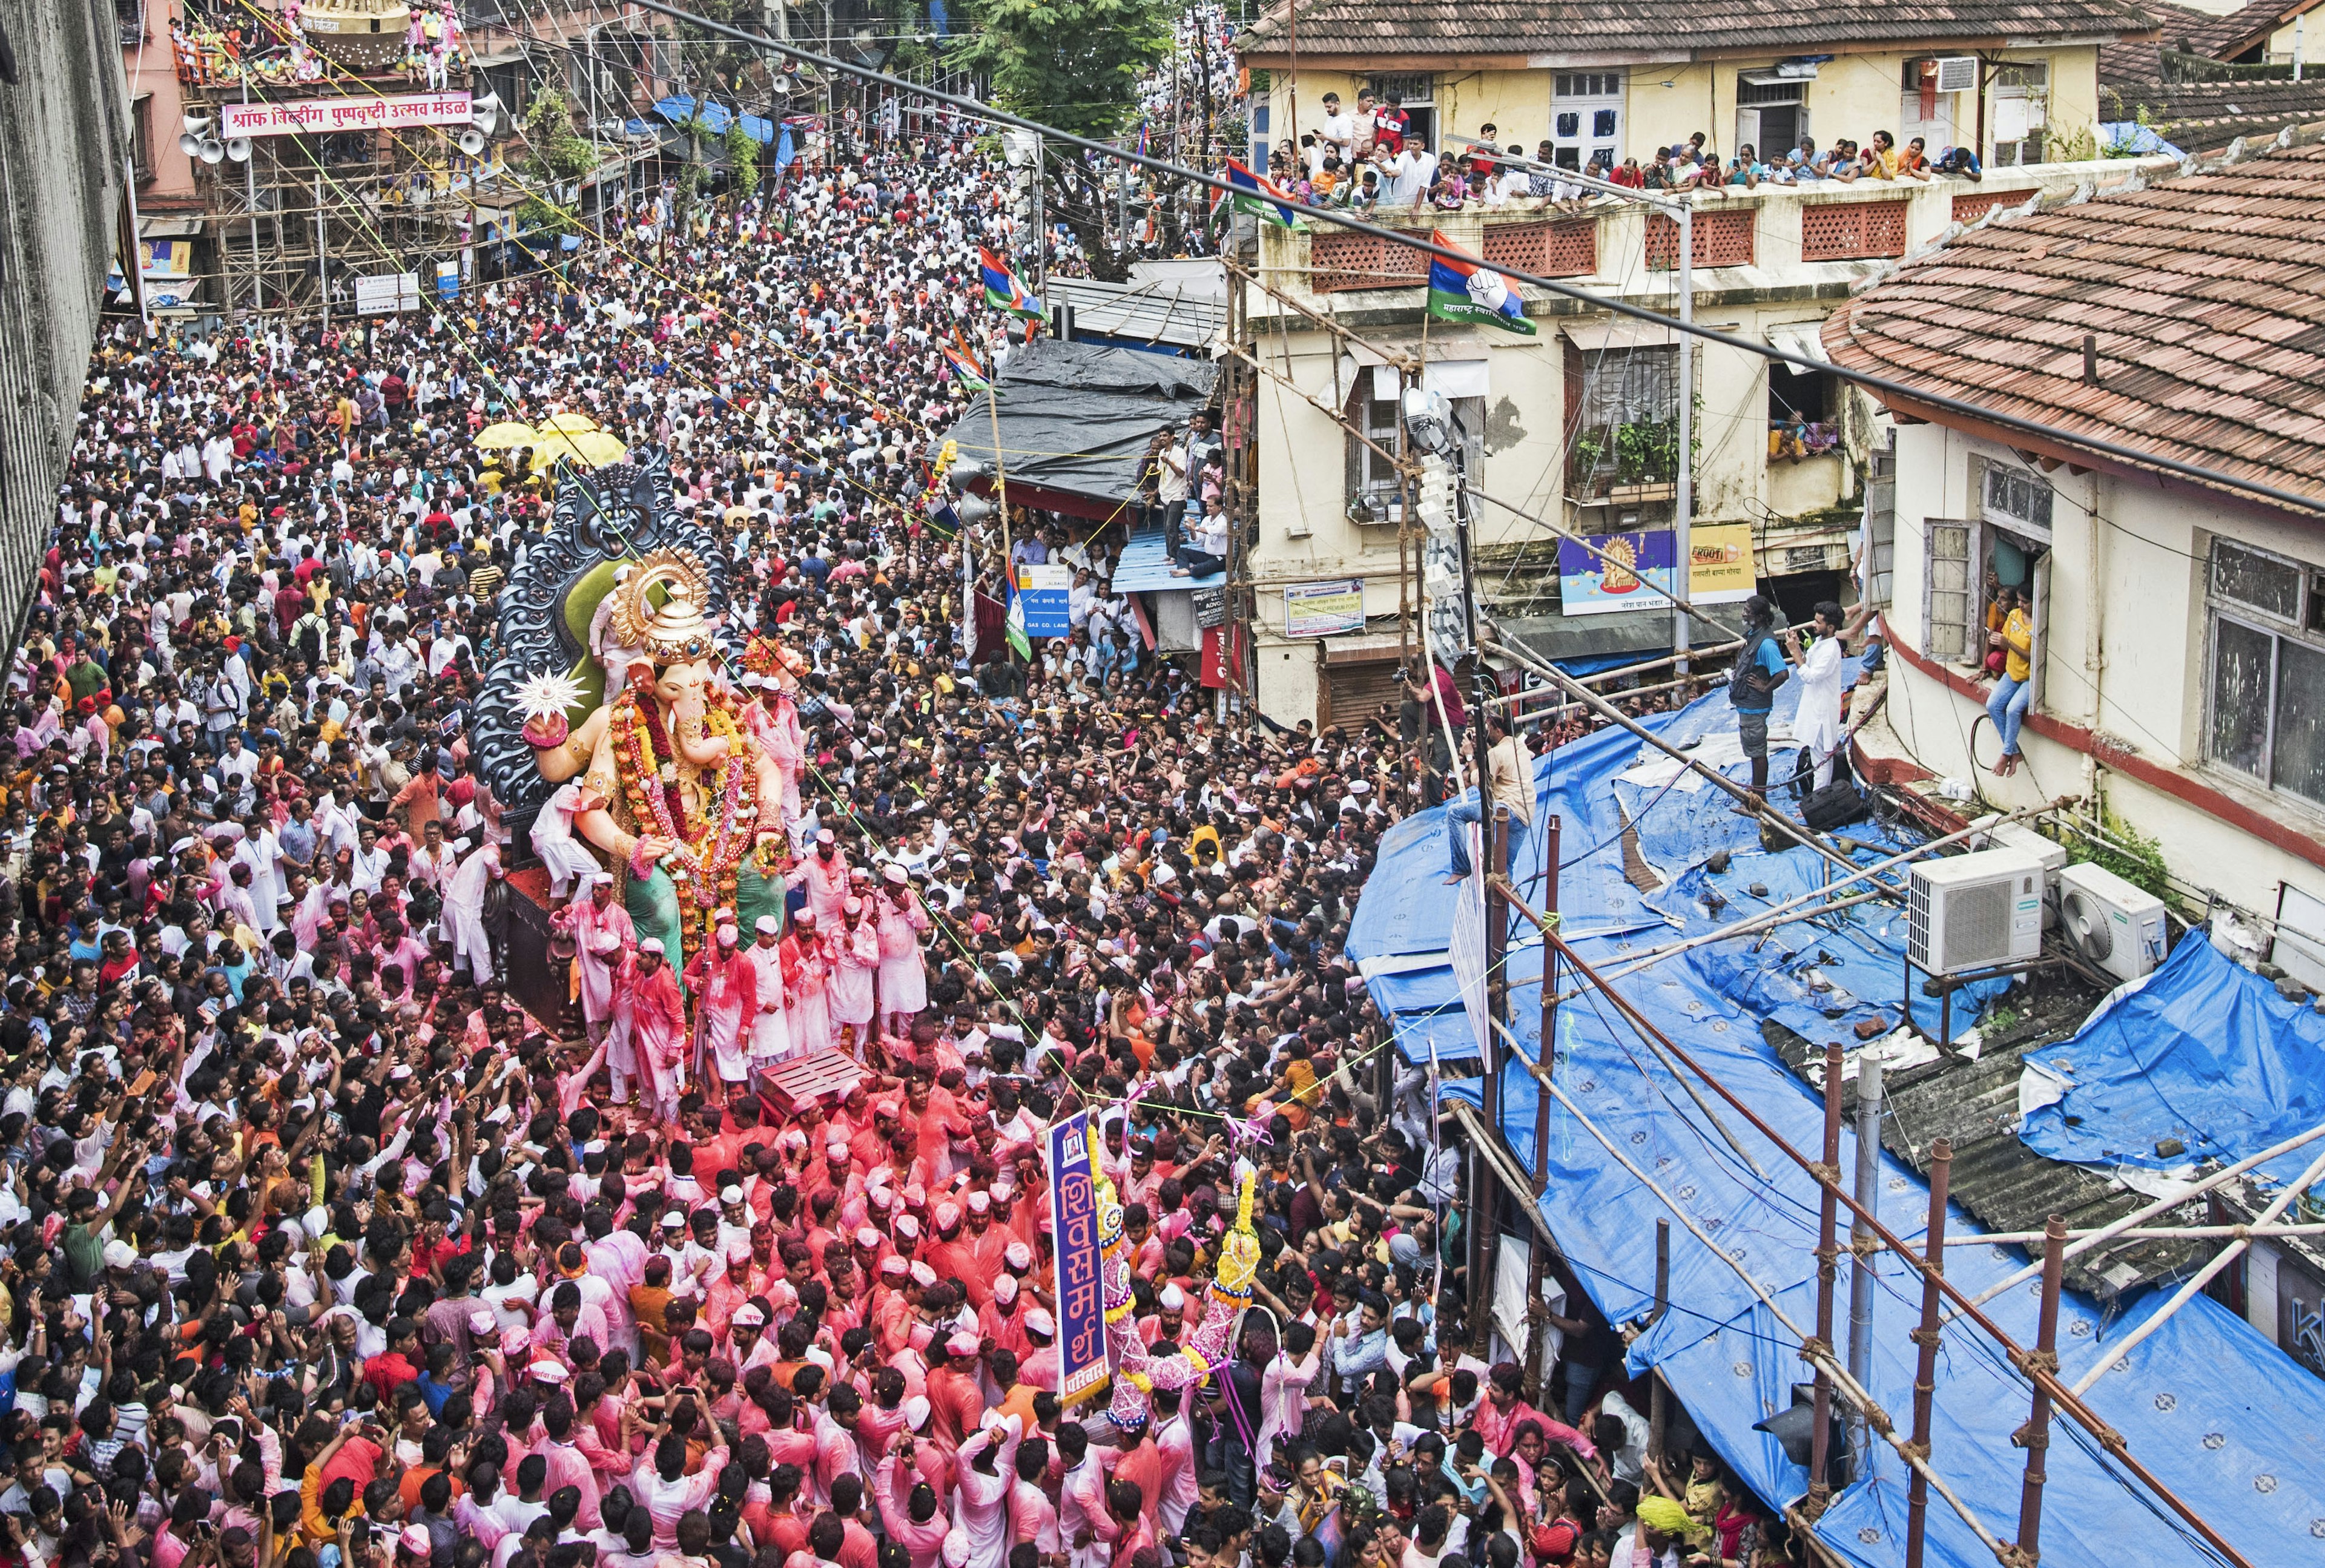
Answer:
[
  {"xmin": 1787, "ymin": 601, "xmax": 1849, "ymax": 792},
  {"xmin": 744, "ymin": 915, "xmax": 793, "ymax": 1073}
]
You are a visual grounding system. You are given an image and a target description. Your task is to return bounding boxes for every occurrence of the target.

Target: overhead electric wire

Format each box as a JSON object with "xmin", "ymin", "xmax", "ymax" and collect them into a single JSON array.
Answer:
[{"xmin": 626, "ymin": 0, "xmax": 2325, "ymax": 522}]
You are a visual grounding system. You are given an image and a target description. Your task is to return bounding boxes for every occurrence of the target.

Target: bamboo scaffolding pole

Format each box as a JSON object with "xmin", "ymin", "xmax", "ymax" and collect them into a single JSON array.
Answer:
[
  {"xmin": 1903, "ymin": 1136, "xmax": 1952, "ymax": 1568},
  {"xmin": 1482, "ymin": 1010, "xmax": 2016, "ymax": 1564},
  {"xmin": 1486, "ymin": 639, "xmax": 1749, "ymax": 705},
  {"xmin": 1507, "ymin": 923, "xmax": 2255, "ymax": 1568}
]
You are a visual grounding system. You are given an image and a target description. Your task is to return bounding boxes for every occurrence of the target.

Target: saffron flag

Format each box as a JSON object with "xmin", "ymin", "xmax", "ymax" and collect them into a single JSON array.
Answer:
[
  {"xmin": 1221, "ymin": 157, "xmax": 1305, "ymax": 228},
  {"xmin": 1426, "ymin": 229, "xmax": 1535, "ymax": 335},
  {"xmin": 943, "ymin": 331, "xmax": 989, "ymax": 390},
  {"xmin": 979, "ymin": 247, "xmax": 1046, "ymax": 319},
  {"xmin": 1046, "ymin": 1112, "xmax": 1110, "ymax": 1406}
]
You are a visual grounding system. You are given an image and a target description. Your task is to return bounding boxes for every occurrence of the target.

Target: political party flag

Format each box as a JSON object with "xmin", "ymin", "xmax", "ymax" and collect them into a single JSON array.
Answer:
[
  {"xmin": 926, "ymin": 501, "xmax": 962, "ymax": 539},
  {"xmin": 979, "ymin": 247, "xmax": 1046, "ymax": 319},
  {"xmin": 1005, "ymin": 572, "xmax": 1033, "ymax": 660},
  {"xmin": 943, "ymin": 329, "xmax": 989, "ymax": 390},
  {"xmin": 1220, "ymin": 157, "xmax": 1305, "ymax": 228},
  {"xmin": 1426, "ymin": 229, "xmax": 1536, "ymax": 335}
]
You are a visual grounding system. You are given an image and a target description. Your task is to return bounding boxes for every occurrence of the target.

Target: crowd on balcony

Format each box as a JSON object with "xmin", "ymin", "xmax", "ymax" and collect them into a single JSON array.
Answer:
[{"xmin": 1267, "ymin": 94, "xmax": 1987, "ymax": 216}]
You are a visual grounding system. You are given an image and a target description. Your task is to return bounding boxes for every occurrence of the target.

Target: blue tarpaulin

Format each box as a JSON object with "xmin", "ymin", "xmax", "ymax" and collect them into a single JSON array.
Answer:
[
  {"xmin": 2022, "ymin": 934, "xmax": 2325, "ymax": 1188},
  {"xmin": 652, "ymin": 96, "xmax": 779, "ymax": 144},
  {"xmin": 1350, "ymin": 684, "xmax": 2325, "ymax": 1568}
]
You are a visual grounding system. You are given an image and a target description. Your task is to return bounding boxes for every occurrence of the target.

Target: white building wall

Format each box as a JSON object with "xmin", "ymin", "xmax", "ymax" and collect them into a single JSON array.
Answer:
[{"xmin": 1879, "ymin": 421, "xmax": 2325, "ymax": 919}]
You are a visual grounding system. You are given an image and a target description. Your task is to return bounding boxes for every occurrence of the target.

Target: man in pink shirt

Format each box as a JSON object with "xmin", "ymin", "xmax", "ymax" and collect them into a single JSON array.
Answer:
[
  {"xmin": 872, "ymin": 1441, "xmax": 949, "ymax": 1568},
  {"xmin": 537, "ymin": 1402, "xmax": 604, "ymax": 1532}
]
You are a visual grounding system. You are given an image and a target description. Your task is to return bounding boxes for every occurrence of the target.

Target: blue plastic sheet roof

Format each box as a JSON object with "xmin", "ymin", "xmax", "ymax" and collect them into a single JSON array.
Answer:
[
  {"xmin": 2022, "ymin": 934, "xmax": 2325, "ymax": 1188},
  {"xmin": 651, "ymin": 96, "xmax": 778, "ymax": 143},
  {"xmin": 1112, "ymin": 524, "xmax": 1224, "ymax": 593},
  {"xmin": 1111, "ymin": 528, "xmax": 1236, "ymax": 595},
  {"xmin": 1352, "ymin": 684, "xmax": 2325, "ymax": 1568}
]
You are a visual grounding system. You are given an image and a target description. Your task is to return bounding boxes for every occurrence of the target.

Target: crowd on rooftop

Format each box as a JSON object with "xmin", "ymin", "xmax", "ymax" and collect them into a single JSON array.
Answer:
[{"xmin": 1266, "ymin": 88, "xmax": 1986, "ymax": 215}]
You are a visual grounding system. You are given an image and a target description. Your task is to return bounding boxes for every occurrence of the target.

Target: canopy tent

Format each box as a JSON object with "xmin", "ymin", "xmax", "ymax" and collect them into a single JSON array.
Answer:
[{"xmin": 940, "ymin": 338, "xmax": 1219, "ymax": 522}]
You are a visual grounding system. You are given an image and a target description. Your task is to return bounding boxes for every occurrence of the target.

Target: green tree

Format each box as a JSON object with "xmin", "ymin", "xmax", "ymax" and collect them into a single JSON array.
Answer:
[
  {"xmin": 725, "ymin": 119, "xmax": 762, "ymax": 194},
  {"xmin": 949, "ymin": 0, "xmax": 1172, "ymax": 142},
  {"xmin": 523, "ymin": 85, "xmax": 599, "ymax": 182}
]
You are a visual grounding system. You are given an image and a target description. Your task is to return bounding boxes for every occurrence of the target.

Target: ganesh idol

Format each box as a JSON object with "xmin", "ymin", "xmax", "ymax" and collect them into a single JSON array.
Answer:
[{"xmin": 516, "ymin": 548, "xmax": 788, "ymax": 972}]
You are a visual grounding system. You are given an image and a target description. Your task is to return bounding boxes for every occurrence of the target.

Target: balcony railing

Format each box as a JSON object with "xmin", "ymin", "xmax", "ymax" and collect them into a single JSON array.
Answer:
[{"xmin": 1263, "ymin": 156, "xmax": 2171, "ymax": 303}]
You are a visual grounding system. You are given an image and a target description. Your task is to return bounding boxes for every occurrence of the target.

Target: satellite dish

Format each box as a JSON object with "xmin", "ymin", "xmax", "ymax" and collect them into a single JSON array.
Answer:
[
  {"xmin": 2062, "ymin": 889, "xmax": 2114, "ymax": 963},
  {"xmin": 458, "ymin": 127, "xmax": 488, "ymax": 155},
  {"xmin": 225, "ymin": 137, "xmax": 252, "ymax": 163}
]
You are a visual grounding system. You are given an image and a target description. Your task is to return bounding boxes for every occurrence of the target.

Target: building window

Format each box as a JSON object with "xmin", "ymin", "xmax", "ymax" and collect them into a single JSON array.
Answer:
[
  {"xmin": 1368, "ymin": 73, "xmax": 1435, "ymax": 148},
  {"xmin": 1991, "ymin": 61, "xmax": 2050, "ymax": 166},
  {"xmin": 1983, "ymin": 463, "xmax": 2054, "ymax": 537},
  {"xmin": 1551, "ymin": 73, "xmax": 1623, "ymax": 171},
  {"xmin": 2206, "ymin": 538, "xmax": 2325, "ymax": 808},
  {"xmin": 1736, "ymin": 74, "xmax": 1808, "ymax": 163},
  {"xmin": 131, "ymin": 94, "xmax": 155, "ymax": 183},
  {"xmin": 1345, "ymin": 376, "xmax": 1403, "ymax": 519},
  {"xmin": 1921, "ymin": 502, "xmax": 2050, "ymax": 690},
  {"xmin": 1566, "ymin": 344, "xmax": 1678, "ymax": 498}
]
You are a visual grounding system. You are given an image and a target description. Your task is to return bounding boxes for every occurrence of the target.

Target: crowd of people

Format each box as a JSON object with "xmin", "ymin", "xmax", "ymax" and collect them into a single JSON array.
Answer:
[
  {"xmin": 8, "ymin": 107, "xmax": 1812, "ymax": 1568},
  {"xmin": 1267, "ymin": 91, "xmax": 1984, "ymax": 216}
]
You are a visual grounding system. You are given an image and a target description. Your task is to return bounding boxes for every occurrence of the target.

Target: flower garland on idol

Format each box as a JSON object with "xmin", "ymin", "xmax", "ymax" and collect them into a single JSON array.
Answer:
[{"xmin": 615, "ymin": 680, "xmax": 757, "ymax": 966}]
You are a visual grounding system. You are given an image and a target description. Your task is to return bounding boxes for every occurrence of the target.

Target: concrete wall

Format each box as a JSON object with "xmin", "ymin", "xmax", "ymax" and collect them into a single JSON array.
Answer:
[
  {"xmin": 1261, "ymin": 47, "xmax": 2107, "ymax": 173},
  {"xmin": 1881, "ymin": 421, "xmax": 2325, "ymax": 919},
  {"xmin": 0, "ymin": 0, "xmax": 130, "ymax": 657},
  {"xmin": 122, "ymin": 12, "xmax": 201, "ymax": 212}
]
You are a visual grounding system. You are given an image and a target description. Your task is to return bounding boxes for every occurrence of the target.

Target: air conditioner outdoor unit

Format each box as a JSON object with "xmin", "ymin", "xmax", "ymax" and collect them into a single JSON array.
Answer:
[
  {"xmin": 1908, "ymin": 848, "xmax": 2045, "ymax": 976},
  {"xmin": 2058, "ymin": 861, "xmax": 2168, "ymax": 984},
  {"xmin": 1933, "ymin": 56, "xmax": 1979, "ymax": 94},
  {"xmin": 1968, "ymin": 817, "xmax": 2068, "ymax": 924}
]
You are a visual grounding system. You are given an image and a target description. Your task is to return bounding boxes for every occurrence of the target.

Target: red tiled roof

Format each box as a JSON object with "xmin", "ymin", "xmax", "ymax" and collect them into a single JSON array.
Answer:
[
  {"xmin": 1821, "ymin": 138, "xmax": 2325, "ymax": 511},
  {"xmin": 2103, "ymin": 0, "xmax": 2325, "ymax": 85},
  {"xmin": 2103, "ymin": 78, "xmax": 2325, "ymax": 148},
  {"xmin": 1239, "ymin": 0, "xmax": 2154, "ymax": 58}
]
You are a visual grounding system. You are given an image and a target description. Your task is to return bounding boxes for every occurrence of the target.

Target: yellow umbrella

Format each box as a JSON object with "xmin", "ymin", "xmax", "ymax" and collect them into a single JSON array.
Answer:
[
  {"xmin": 569, "ymin": 430, "xmax": 627, "ymax": 466},
  {"xmin": 535, "ymin": 411, "xmax": 599, "ymax": 435},
  {"xmin": 475, "ymin": 420, "xmax": 536, "ymax": 450},
  {"xmin": 529, "ymin": 433, "xmax": 592, "ymax": 472}
]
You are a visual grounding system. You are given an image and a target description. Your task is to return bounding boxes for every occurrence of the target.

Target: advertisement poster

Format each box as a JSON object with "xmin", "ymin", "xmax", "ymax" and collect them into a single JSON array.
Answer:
[
  {"xmin": 1284, "ymin": 579, "xmax": 1366, "ymax": 638},
  {"xmin": 1556, "ymin": 530, "xmax": 1676, "ymax": 616},
  {"xmin": 354, "ymin": 273, "xmax": 421, "ymax": 315},
  {"xmin": 1045, "ymin": 1112, "xmax": 1110, "ymax": 1405},
  {"xmin": 1688, "ymin": 522, "xmax": 1757, "ymax": 605}
]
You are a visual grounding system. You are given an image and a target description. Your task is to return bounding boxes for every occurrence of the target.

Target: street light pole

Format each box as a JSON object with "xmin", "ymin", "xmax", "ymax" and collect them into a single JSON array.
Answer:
[{"xmin": 1675, "ymin": 192, "xmax": 1693, "ymax": 687}]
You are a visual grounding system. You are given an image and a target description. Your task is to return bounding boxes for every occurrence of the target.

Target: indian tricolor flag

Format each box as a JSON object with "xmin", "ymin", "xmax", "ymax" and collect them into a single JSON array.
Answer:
[
  {"xmin": 1221, "ymin": 157, "xmax": 1306, "ymax": 228},
  {"xmin": 979, "ymin": 247, "xmax": 1046, "ymax": 320},
  {"xmin": 1426, "ymin": 229, "xmax": 1536, "ymax": 335}
]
